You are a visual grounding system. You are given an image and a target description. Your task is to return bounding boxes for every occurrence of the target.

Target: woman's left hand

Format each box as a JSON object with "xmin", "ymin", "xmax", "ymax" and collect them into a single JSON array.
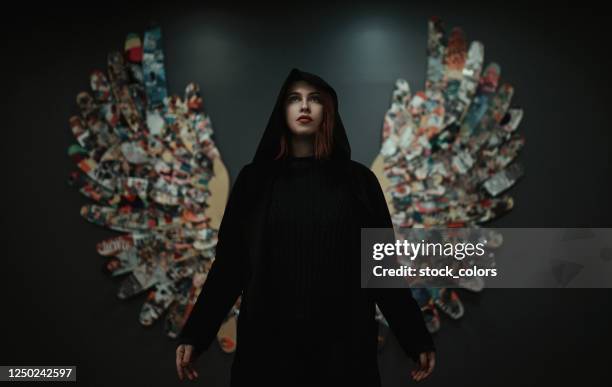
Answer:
[{"xmin": 410, "ymin": 350, "xmax": 435, "ymax": 382}]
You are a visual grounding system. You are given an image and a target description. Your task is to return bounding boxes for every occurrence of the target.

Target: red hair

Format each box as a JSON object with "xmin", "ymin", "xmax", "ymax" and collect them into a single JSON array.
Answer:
[{"xmin": 273, "ymin": 85, "xmax": 335, "ymax": 160}]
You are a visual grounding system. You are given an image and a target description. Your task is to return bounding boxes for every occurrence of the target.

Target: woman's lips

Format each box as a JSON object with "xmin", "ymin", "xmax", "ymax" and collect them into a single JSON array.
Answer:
[{"xmin": 297, "ymin": 117, "xmax": 312, "ymax": 123}]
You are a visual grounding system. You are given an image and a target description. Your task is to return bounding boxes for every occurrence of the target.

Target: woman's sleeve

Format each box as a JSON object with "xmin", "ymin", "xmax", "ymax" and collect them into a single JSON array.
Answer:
[
  {"xmin": 176, "ymin": 164, "xmax": 250, "ymax": 357},
  {"xmin": 362, "ymin": 167, "xmax": 436, "ymax": 362}
]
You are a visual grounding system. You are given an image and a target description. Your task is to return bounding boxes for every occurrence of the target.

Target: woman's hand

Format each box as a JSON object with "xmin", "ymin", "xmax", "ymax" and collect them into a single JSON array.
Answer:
[
  {"xmin": 176, "ymin": 344, "xmax": 200, "ymax": 381},
  {"xmin": 410, "ymin": 350, "xmax": 435, "ymax": 382}
]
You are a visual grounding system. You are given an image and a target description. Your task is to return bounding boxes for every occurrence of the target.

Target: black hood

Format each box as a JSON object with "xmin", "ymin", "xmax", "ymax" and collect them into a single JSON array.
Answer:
[{"xmin": 252, "ymin": 68, "xmax": 351, "ymax": 163}]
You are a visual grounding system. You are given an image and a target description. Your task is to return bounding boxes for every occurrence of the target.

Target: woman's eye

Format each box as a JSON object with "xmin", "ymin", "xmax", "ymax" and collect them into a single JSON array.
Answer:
[{"xmin": 288, "ymin": 95, "xmax": 320, "ymax": 103}]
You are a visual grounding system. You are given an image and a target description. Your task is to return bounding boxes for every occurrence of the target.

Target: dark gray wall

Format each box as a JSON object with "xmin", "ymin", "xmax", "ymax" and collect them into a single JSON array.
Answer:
[{"xmin": 3, "ymin": 2, "xmax": 611, "ymax": 386}]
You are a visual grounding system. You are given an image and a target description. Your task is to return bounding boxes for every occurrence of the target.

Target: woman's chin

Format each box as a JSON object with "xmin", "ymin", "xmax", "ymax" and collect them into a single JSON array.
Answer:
[{"xmin": 290, "ymin": 127, "xmax": 318, "ymax": 136}]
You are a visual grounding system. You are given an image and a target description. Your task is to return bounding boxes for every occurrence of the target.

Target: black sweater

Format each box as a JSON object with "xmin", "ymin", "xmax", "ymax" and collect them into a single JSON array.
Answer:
[
  {"xmin": 261, "ymin": 154, "xmax": 359, "ymax": 320},
  {"xmin": 177, "ymin": 156, "xmax": 435, "ymax": 386}
]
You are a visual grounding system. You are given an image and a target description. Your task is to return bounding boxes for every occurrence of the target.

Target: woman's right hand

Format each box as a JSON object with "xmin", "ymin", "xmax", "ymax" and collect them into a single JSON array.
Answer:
[{"xmin": 176, "ymin": 344, "xmax": 200, "ymax": 381}]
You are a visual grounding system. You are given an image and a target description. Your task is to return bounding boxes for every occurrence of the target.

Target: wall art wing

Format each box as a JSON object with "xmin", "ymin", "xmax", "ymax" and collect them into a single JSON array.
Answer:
[
  {"xmin": 371, "ymin": 17, "xmax": 525, "ymax": 342},
  {"xmin": 66, "ymin": 27, "xmax": 240, "ymax": 353}
]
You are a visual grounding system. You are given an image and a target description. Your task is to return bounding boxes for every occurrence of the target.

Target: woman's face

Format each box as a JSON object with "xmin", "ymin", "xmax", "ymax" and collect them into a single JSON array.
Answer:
[{"xmin": 285, "ymin": 80, "xmax": 324, "ymax": 136}]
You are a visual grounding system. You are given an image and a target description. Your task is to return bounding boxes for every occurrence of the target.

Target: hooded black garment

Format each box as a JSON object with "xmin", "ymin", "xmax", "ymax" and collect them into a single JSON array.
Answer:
[{"xmin": 177, "ymin": 68, "xmax": 435, "ymax": 386}]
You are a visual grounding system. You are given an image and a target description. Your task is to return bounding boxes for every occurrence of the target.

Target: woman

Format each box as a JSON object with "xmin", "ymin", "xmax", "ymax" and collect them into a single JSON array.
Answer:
[{"xmin": 175, "ymin": 68, "xmax": 436, "ymax": 386}]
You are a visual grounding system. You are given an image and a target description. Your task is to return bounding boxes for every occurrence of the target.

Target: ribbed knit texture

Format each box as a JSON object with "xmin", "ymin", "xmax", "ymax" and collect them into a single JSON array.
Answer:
[{"xmin": 262, "ymin": 155, "xmax": 358, "ymax": 321}]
